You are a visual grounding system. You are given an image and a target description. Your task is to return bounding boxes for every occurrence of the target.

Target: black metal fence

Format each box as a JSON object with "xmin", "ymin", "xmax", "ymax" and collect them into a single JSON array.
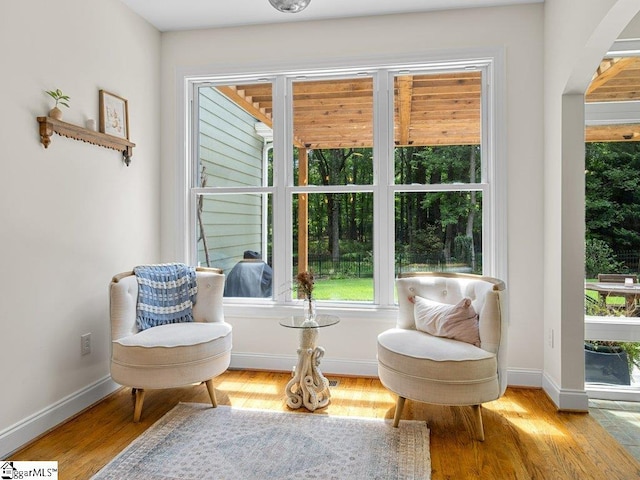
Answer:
[
  {"xmin": 617, "ymin": 250, "xmax": 640, "ymax": 274},
  {"xmin": 294, "ymin": 254, "xmax": 373, "ymax": 279}
]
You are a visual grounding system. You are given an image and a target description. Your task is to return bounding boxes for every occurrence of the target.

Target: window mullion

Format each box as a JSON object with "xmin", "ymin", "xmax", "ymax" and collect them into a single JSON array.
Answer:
[
  {"xmin": 374, "ymin": 71, "xmax": 394, "ymax": 307},
  {"xmin": 188, "ymin": 85, "xmax": 200, "ymax": 266},
  {"xmin": 272, "ymin": 75, "xmax": 290, "ymax": 303}
]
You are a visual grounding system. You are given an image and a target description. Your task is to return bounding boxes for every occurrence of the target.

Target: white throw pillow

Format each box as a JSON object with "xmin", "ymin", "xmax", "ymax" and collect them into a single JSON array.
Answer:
[{"xmin": 413, "ymin": 295, "xmax": 480, "ymax": 346}]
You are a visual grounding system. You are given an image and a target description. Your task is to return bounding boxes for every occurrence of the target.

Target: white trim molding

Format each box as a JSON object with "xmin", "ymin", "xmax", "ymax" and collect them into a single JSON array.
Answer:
[
  {"xmin": 585, "ymin": 100, "xmax": 640, "ymax": 126},
  {"xmin": 542, "ymin": 372, "xmax": 589, "ymax": 412},
  {"xmin": 232, "ymin": 355, "xmax": 549, "ymax": 390},
  {"xmin": 230, "ymin": 353, "xmax": 379, "ymax": 377},
  {"xmin": 0, "ymin": 376, "xmax": 120, "ymax": 459},
  {"xmin": 507, "ymin": 368, "xmax": 543, "ymax": 388}
]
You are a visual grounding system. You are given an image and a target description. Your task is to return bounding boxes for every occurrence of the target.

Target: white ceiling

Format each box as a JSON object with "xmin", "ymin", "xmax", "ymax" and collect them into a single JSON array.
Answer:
[{"xmin": 119, "ymin": 0, "xmax": 542, "ymax": 32}]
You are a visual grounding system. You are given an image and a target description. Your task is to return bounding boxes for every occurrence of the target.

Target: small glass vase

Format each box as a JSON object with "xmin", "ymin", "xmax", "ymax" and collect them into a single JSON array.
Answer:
[{"xmin": 303, "ymin": 298, "xmax": 317, "ymax": 321}]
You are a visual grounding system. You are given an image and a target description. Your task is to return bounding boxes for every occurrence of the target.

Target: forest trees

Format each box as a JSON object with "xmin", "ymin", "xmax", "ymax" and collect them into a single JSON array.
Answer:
[
  {"xmin": 299, "ymin": 144, "xmax": 483, "ymax": 273},
  {"xmin": 295, "ymin": 141, "xmax": 640, "ymax": 277},
  {"xmin": 310, "ymin": 148, "xmax": 373, "ymax": 262},
  {"xmin": 585, "ymin": 142, "xmax": 640, "ymax": 276},
  {"xmin": 395, "ymin": 145, "xmax": 482, "ymax": 271}
]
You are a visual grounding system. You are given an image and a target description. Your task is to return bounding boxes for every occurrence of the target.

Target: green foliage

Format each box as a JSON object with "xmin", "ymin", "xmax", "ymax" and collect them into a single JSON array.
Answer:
[
  {"xmin": 402, "ymin": 145, "xmax": 480, "ymax": 184},
  {"xmin": 301, "ymin": 148, "xmax": 374, "ymax": 256},
  {"xmin": 297, "ymin": 144, "xmax": 482, "ymax": 270},
  {"xmin": 406, "ymin": 146, "xmax": 479, "ymax": 227},
  {"xmin": 585, "ymin": 238, "xmax": 625, "ymax": 278},
  {"xmin": 585, "ymin": 142, "xmax": 640, "ymax": 252},
  {"xmin": 339, "ymin": 240, "xmax": 371, "ymax": 255},
  {"xmin": 621, "ymin": 341, "xmax": 640, "ymax": 372},
  {"xmin": 45, "ymin": 88, "xmax": 70, "ymax": 108},
  {"xmin": 402, "ymin": 224, "xmax": 444, "ymax": 257},
  {"xmin": 394, "ymin": 145, "xmax": 481, "ymax": 264}
]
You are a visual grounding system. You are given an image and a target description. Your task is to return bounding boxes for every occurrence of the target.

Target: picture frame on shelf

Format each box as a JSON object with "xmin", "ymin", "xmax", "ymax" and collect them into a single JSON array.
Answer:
[{"xmin": 99, "ymin": 90, "xmax": 129, "ymax": 139}]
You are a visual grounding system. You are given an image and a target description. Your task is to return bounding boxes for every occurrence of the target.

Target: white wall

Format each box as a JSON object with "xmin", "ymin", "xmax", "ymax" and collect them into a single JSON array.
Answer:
[
  {"xmin": 0, "ymin": 0, "xmax": 161, "ymax": 456},
  {"xmin": 542, "ymin": 0, "xmax": 640, "ymax": 410},
  {"xmin": 620, "ymin": 10, "xmax": 640, "ymax": 37},
  {"xmin": 160, "ymin": 5, "xmax": 545, "ymax": 385}
]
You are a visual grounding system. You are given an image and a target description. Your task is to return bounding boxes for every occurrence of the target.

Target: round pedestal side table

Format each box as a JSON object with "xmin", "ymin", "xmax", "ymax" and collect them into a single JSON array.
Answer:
[{"xmin": 279, "ymin": 314, "xmax": 340, "ymax": 411}]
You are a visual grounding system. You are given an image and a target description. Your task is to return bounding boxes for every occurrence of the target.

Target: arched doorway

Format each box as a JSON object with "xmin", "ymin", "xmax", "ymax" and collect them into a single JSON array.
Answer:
[
  {"xmin": 583, "ymin": 19, "xmax": 640, "ymax": 400},
  {"xmin": 544, "ymin": 1, "xmax": 640, "ymax": 410}
]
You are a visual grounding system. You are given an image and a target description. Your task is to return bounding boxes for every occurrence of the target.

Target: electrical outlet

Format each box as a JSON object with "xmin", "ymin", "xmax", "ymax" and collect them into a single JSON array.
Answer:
[{"xmin": 81, "ymin": 333, "xmax": 91, "ymax": 356}]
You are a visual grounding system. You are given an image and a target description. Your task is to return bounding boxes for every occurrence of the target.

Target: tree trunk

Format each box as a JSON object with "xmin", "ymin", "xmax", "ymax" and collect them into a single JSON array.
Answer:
[
  {"xmin": 444, "ymin": 223, "xmax": 455, "ymax": 261},
  {"xmin": 330, "ymin": 194, "xmax": 340, "ymax": 262}
]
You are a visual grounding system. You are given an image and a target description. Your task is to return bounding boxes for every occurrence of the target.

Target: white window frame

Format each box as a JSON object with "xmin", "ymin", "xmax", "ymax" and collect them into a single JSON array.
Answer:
[{"xmin": 179, "ymin": 51, "xmax": 507, "ymax": 317}]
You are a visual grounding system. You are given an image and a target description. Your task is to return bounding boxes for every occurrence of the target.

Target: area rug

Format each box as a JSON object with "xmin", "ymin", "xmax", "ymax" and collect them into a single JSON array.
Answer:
[{"xmin": 91, "ymin": 403, "xmax": 430, "ymax": 480}]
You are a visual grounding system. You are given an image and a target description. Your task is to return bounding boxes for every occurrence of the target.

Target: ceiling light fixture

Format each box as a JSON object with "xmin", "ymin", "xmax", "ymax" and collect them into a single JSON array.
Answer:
[{"xmin": 268, "ymin": 0, "xmax": 311, "ymax": 13}]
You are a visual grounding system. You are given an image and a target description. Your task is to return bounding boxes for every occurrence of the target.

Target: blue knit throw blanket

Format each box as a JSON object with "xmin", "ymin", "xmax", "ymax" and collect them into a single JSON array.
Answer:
[{"xmin": 134, "ymin": 263, "xmax": 197, "ymax": 331}]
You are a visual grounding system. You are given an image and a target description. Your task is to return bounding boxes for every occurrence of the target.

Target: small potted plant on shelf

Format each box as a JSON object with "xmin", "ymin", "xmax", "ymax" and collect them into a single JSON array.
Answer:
[{"xmin": 45, "ymin": 88, "xmax": 70, "ymax": 120}]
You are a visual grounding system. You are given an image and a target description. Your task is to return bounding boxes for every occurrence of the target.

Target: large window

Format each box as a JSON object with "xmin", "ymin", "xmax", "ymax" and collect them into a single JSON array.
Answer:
[
  {"xmin": 189, "ymin": 61, "xmax": 498, "ymax": 308},
  {"xmin": 394, "ymin": 71, "xmax": 484, "ymax": 279}
]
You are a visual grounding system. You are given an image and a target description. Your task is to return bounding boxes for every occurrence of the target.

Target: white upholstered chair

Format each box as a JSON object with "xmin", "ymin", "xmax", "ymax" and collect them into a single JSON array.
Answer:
[
  {"xmin": 377, "ymin": 272, "xmax": 507, "ymax": 441},
  {"xmin": 109, "ymin": 267, "xmax": 232, "ymax": 422}
]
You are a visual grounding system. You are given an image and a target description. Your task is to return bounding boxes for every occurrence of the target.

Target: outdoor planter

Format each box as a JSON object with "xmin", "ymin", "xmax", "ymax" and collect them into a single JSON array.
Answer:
[{"xmin": 584, "ymin": 342, "xmax": 631, "ymax": 385}]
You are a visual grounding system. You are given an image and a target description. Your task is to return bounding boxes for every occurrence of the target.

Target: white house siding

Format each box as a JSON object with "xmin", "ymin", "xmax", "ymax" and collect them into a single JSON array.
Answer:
[{"xmin": 197, "ymin": 87, "xmax": 266, "ymax": 272}]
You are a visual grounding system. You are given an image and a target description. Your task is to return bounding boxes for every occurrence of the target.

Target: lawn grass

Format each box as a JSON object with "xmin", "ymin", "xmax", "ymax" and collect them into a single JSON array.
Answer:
[
  {"xmin": 585, "ymin": 280, "xmax": 625, "ymax": 307},
  {"xmin": 313, "ymin": 277, "xmax": 374, "ymax": 301}
]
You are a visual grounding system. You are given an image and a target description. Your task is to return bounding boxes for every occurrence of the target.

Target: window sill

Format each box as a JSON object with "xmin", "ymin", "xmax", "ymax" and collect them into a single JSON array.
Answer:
[{"xmin": 222, "ymin": 301, "xmax": 397, "ymax": 323}]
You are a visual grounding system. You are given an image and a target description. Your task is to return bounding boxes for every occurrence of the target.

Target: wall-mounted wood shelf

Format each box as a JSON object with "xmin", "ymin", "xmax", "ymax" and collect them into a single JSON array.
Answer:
[{"xmin": 37, "ymin": 116, "xmax": 135, "ymax": 166}]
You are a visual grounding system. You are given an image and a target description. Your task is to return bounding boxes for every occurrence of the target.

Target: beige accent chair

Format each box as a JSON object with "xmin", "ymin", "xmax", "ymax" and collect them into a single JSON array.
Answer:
[
  {"xmin": 110, "ymin": 267, "xmax": 232, "ymax": 422},
  {"xmin": 377, "ymin": 272, "xmax": 507, "ymax": 441}
]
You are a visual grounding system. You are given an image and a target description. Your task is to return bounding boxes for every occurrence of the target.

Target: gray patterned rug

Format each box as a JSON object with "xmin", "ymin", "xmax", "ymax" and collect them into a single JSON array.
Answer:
[{"xmin": 92, "ymin": 403, "xmax": 430, "ymax": 480}]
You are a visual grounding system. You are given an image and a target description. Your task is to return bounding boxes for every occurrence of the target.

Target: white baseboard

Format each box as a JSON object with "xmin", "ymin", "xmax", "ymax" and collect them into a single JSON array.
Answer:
[
  {"xmin": 230, "ymin": 352, "xmax": 379, "ymax": 377},
  {"xmin": 542, "ymin": 372, "xmax": 589, "ymax": 411},
  {"xmin": 506, "ymin": 368, "xmax": 543, "ymax": 388},
  {"xmin": 0, "ymin": 376, "xmax": 120, "ymax": 459},
  {"xmin": 232, "ymin": 353, "xmax": 548, "ymax": 387}
]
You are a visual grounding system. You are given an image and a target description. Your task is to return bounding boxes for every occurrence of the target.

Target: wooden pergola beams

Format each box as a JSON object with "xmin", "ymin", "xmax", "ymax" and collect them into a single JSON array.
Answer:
[
  {"xmin": 217, "ymin": 85, "xmax": 273, "ymax": 127},
  {"xmin": 586, "ymin": 124, "xmax": 640, "ymax": 142},
  {"xmin": 587, "ymin": 57, "xmax": 640, "ymax": 100},
  {"xmin": 215, "ymin": 60, "xmax": 640, "ymax": 149}
]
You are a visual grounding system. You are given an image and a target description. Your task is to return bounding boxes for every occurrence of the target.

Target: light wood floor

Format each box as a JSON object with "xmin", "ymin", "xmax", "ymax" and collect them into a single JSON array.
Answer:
[{"xmin": 8, "ymin": 370, "xmax": 640, "ymax": 479}]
